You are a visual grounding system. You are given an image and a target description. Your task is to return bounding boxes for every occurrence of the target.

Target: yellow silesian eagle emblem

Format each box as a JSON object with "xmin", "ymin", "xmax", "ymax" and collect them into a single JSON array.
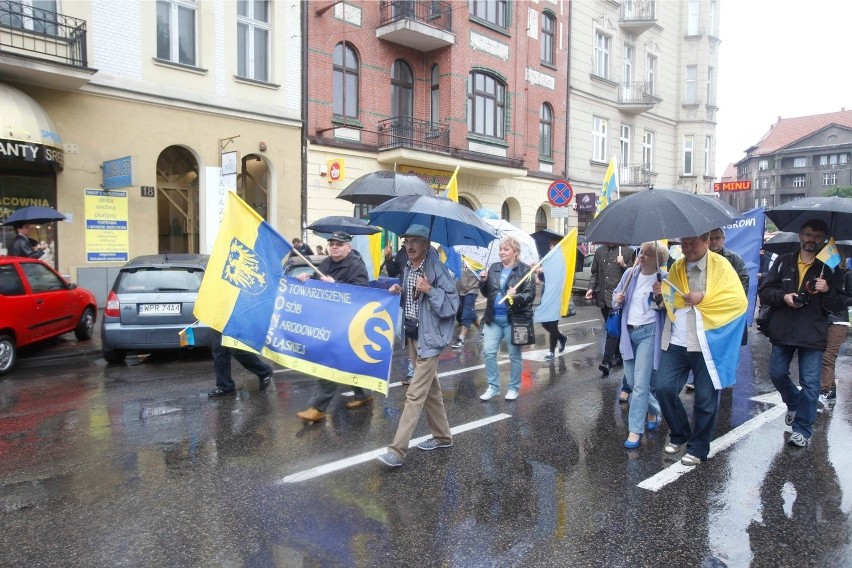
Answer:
[
  {"xmin": 347, "ymin": 301, "xmax": 395, "ymax": 364},
  {"xmin": 222, "ymin": 238, "xmax": 268, "ymax": 295}
]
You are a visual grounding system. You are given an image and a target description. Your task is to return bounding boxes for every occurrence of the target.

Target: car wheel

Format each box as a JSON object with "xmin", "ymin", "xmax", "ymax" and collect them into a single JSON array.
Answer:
[
  {"xmin": 0, "ymin": 335, "xmax": 16, "ymax": 375},
  {"xmin": 75, "ymin": 307, "xmax": 95, "ymax": 340},
  {"xmin": 103, "ymin": 349, "xmax": 126, "ymax": 364}
]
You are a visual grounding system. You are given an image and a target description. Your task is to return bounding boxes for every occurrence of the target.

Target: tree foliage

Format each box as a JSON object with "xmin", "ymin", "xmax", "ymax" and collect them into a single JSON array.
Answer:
[{"xmin": 824, "ymin": 186, "xmax": 852, "ymax": 198}]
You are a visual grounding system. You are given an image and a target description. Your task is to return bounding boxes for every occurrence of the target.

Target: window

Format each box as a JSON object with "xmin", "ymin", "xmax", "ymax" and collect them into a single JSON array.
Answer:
[
  {"xmin": 470, "ymin": 0, "xmax": 506, "ymax": 29},
  {"xmin": 687, "ymin": 0, "xmax": 700, "ymax": 35},
  {"xmin": 830, "ymin": 154, "xmax": 838, "ymax": 166},
  {"xmin": 623, "ymin": 44, "xmax": 634, "ymax": 83},
  {"xmin": 704, "ymin": 136, "xmax": 711, "ymax": 176},
  {"xmin": 781, "ymin": 193, "xmax": 805, "ymax": 204},
  {"xmin": 157, "ymin": 0, "xmax": 196, "ymax": 66},
  {"xmin": 823, "ymin": 173, "xmax": 837, "ymax": 186},
  {"xmin": 0, "ymin": 0, "xmax": 58, "ymax": 34},
  {"xmin": 709, "ymin": 0, "xmax": 718, "ymax": 36},
  {"xmin": 793, "ymin": 157, "xmax": 807, "ymax": 168},
  {"xmin": 21, "ymin": 262, "xmax": 63, "ymax": 293},
  {"xmin": 594, "ymin": 31, "xmax": 611, "ymax": 79},
  {"xmin": 391, "ymin": 60, "xmax": 414, "ymax": 119},
  {"xmin": 645, "ymin": 54, "xmax": 657, "ymax": 96},
  {"xmin": 841, "ymin": 154, "xmax": 849, "ymax": 165},
  {"xmin": 541, "ymin": 12, "xmax": 555, "ymax": 65},
  {"xmin": 685, "ymin": 66, "xmax": 697, "ymax": 103},
  {"xmin": 592, "ymin": 117, "xmax": 608, "ymax": 162},
  {"xmin": 683, "ymin": 136, "xmax": 694, "ymax": 175},
  {"xmin": 467, "ymin": 71, "xmax": 505, "ymax": 139},
  {"xmin": 706, "ymin": 67, "xmax": 714, "ymax": 105},
  {"xmin": 757, "ymin": 178, "xmax": 769, "ymax": 190},
  {"xmin": 642, "ymin": 131, "xmax": 654, "ymax": 171},
  {"xmin": 501, "ymin": 202, "xmax": 510, "ymax": 221},
  {"xmin": 430, "ymin": 64, "xmax": 440, "ymax": 124},
  {"xmin": 333, "ymin": 42, "xmax": 359, "ymax": 119},
  {"xmin": 793, "ymin": 175, "xmax": 806, "ymax": 188},
  {"xmin": 237, "ymin": 0, "xmax": 269, "ymax": 81},
  {"xmin": 539, "ymin": 103, "xmax": 553, "ymax": 159},
  {"xmin": 820, "ymin": 155, "xmax": 828, "ymax": 166},
  {"xmin": 620, "ymin": 124, "xmax": 631, "ymax": 165},
  {"xmin": 758, "ymin": 159, "xmax": 768, "ymax": 171}
]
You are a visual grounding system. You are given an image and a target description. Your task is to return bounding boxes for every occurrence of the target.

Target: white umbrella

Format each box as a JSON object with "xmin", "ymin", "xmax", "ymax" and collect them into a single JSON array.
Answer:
[{"xmin": 455, "ymin": 219, "xmax": 539, "ymax": 270}]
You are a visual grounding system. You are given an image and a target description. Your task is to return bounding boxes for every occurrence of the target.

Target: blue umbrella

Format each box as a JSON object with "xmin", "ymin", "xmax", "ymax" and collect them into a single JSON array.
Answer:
[
  {"xmin": 3, "ymin": 206, "xmax": 66, "ymax": 226},
  {"xmin": 368, "ymin": 194, "xmax": 497, "ymax": 247},
  {"xmin": 476, "ymin": 207, "xmax": 499, "ymax": 219},
  {"xmin": 306, "ymin": 215, "xmax": 381, "ymax": 235}
]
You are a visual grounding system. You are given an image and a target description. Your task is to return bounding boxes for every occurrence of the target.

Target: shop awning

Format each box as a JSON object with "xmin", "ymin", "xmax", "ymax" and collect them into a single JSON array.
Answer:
[{"xmin": 0, "ymin": 83, "xmax": 63, "ymax": 172}]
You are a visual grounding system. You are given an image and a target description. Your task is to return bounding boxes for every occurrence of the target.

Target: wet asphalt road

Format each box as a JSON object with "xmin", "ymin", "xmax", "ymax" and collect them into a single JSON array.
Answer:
[{"xmin": 1, "ymin": 303, "xmax": 851, "ymax": 567}]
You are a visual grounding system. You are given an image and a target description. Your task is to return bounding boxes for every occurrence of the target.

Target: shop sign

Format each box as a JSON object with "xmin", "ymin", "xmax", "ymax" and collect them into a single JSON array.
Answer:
[
  {"xmin": 576, "ymin": 192, "xmax": 597, "ymax": 211},
  {"xmin": 102, "ymin": 156, "xmax": 133, "ymax": 190},
  {"xmin": 328, "ymin": 159, "xmax": 344, "ymax": 182},
  {"xmin": 84, "ymin": 189, "xmax": 129, "ymax": 262},
  {"xmin": 0, "ymin": 138, "xmax": 64, "ymax": 171},
  {"xmin": 714, "ymin": 180, "xmax": 752, "ymax": 192}
]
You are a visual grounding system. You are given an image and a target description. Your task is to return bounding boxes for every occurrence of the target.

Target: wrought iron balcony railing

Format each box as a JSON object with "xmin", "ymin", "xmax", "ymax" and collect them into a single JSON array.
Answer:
[
  {"xmin": 620, "ymin": 164, "xmax": 651, "ymax": 186},
  {"xmin": 379, "ymin": 0, "xmax": 452, "ymax": 33},
  {"xmin": 618, "ymin": 81, "xmax": 656, "ymax": 105},
  {"xmin": 620, "ymin": 0, "xmax": 656, "ymax": 23},
  {"xmin": 0, "ymin": 0, "xmax": 87, "ymax": 67},
  {"xmin": 377, "ymin": 117, "xmax": 450, "ymax": 153}
]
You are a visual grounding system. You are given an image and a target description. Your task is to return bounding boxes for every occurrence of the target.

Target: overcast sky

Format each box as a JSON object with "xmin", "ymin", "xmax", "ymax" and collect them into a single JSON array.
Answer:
[{"xmin": 715, "ymin": 0, "xmax": 852, "ymax": 176}]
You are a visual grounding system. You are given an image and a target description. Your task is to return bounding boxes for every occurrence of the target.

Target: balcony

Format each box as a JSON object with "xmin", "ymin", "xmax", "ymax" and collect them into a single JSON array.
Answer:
[
  {"xmin": 0, "ymin": 0, "xmax": 94, "ymax": 89},
  {"xmin": 377, "ymin": 0, "xmax": 455, "ymax": 51},
  {"xmin": 616, "ymin": 81, "xmax": 656, "ymax": 114},
  {"xmin": 620, "ymin": 164, "xmax": 651, "ymax": 187},
  {"xmin": 377, "ymin": 117, "xmax": 450, "ymax": 153},
  {"xmin": 619, "ymin": 0, "xmax": 657, "ymax": 35}
]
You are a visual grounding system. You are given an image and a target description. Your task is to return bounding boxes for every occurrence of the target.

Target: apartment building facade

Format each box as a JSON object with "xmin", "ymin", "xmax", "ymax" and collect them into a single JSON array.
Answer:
[
  {"xmin": 303, "ymin": 0, "xmax": 570, "ymax": 246},
  {"xmin": 0, "ymin": 0, "xmax": 302, "ymax": 301},
  {"xmin": 724, "ymin": 109, "xmax": 852, "ymax": 212},
  {"xmin": 568, "ymin": 0, "xmax": 720, "ymax": 232}
]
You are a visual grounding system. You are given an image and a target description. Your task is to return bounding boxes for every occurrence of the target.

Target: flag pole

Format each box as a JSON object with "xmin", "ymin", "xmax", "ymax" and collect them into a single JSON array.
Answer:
[{"xmin": 289, "ymin": 246, "xmax": 326, "ymax": 279}]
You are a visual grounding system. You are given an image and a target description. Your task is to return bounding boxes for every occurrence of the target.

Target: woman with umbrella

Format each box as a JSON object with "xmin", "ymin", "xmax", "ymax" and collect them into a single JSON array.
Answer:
[
  {"xmin": 478, "ymin": 235, "xmax": 536, "ymax": 401},
  {"xmin": 611, "ymin": 241, "xmax": 668, "ymax": 448}
]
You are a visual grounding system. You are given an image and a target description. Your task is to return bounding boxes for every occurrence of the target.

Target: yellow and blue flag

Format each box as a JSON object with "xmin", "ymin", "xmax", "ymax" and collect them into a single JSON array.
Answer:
[
  {"xmin": 817, "ymin": 238, "xmax": 842, "ymax": 270},
  {"xmin": 193, "ymin": 192, "xmax": 292, "ymax": 353},
  {"xmin": 594, "ymin": 156, "xmax": 619, "ymax": 217},
  {"xmin": 661, "ymin": 252, "xmax": 747, "ymax": 389},
  {"xmin": 534, "ymin": 229, "xmax": 578, "ymax": 323},
  {"xmin": 441, "ymin": 165, "xmax": 462, "ymax": 277},
  {"xmin": 352, "ymin": 233, "xmax": 384, "ymax": 280}
]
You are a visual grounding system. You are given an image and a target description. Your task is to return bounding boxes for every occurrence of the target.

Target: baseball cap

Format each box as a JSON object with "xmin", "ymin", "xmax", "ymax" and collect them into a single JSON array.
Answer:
[{"xmin": 401, "ymin": 224, "xmax": 430, "ymax": 239}]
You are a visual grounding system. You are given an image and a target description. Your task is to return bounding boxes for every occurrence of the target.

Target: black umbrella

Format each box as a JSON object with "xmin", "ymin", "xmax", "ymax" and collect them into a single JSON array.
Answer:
[
  {"xmin": 368, "ymin": 194, "xmax": 497, "ymax": 247},
  {"xmin": 306, "ymin": 215, "xmax": 381, "ymax": 236},
  {"xmin": 530, "ymin": 229, "xmax": 585, "ymax": 271},
  {"xmin": 337, "ymin": 171, "xmax": 433, "ymax": 206},
  {"xmin": 2, "ymin": 206, "xmax": 66, "ymax": 226},
  {"xmin": 765, "ymin": 196, "xmax": 852, "ymax": 240},
  {"xmin": 764, "ymin": 231, "xmax": 852, "ymax": 257},
  {"xmin": 584, "ymin": 188, "xmax": 740, "ymax": 245}
]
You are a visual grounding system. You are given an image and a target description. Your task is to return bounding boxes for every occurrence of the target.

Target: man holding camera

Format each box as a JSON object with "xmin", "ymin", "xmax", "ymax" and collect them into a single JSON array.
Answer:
[{"xmin": 759, "ymin": 219, "xmax": 844, "ymax": 448}]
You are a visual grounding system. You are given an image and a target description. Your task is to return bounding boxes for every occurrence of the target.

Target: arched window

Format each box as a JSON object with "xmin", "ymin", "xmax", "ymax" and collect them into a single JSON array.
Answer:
[
  {"xmin": 391, "ymin": 60, "xmax": 414, "ymax": 119},
  {"xmin": 467, "ymin": 71, "xmax": 505, "ymax": 139},
  {"xmin": 501, "ymin": 202, "xmax": 510, "ymax": 221},
  {"xmin": 539, "ymin": 103, "xmax": 553, "ymax": 159},
  {"xmin": 541, "ymin": 11, "xmax": 555, "ymax": 65},
  {"xmin": 430, "ymin": 64, "xmax": 440, "ymax": 124},
  {"xmin": 333, "ymin": 42, "xmax": 358, "ymax": 119},
  {"xmin": 459, "ymin": 196, "xmax": 474, "ymax": 210},
  {"xmin": 535, "ymin": 206, "xmax": 547, "ymax": 232}
]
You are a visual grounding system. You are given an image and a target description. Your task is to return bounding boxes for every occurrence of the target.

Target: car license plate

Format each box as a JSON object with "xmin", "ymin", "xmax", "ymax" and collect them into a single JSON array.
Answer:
[{"xmin": 139, "ymin": 303, "xmax": 181, "ymax": 315}]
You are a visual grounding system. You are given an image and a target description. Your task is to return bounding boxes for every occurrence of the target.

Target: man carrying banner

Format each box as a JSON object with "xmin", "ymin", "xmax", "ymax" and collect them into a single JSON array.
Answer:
[
  {"xmin": 759, "ymin": 219, "xmax": 843, "ymax": 447},
  {"xmin": 295, "ymin": 231, "xmax": 372, "ymax": 423},
  {"xmin": 377, "ymin": 224, "xmax": 459, "ymax": 468}
]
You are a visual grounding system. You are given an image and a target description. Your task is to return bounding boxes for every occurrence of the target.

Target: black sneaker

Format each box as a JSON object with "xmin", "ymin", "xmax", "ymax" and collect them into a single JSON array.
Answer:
[
  {"xmin": 558, "ymin": 335, "xmax": 567, "ymax": 353},
  {"xmin": 598, "ymin": 361, "xmax": 610, "ymax": 376},
  {"xmin": 208, "ymin": 387, "xmax": 236, "ymax": 398},
  {"xmin": 259, "ymin": 375, "xmax": 272, "ymax": 392}
]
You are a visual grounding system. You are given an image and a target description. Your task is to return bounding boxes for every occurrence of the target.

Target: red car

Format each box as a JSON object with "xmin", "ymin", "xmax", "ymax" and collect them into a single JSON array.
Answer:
[{"xmin": 0, "ymin": 257, "xmax": 97, "ymax": 374}]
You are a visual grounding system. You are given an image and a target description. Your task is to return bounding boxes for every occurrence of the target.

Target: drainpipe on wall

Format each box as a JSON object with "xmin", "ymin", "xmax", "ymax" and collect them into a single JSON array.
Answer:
[
  {"xmin": 564, "ymin": 0, "xmax": 573, "ymax": 234},
  {"xmin": 300, "ymin": 1, "xmax": 309, "ymax": 241}
]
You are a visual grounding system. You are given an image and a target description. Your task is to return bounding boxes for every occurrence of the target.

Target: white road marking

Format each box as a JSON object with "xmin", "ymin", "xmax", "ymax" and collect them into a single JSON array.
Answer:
[
  {"xmin": 523, "ymin": 342, "xmax": 595, "ymax": 362},
  {"xmin": 279, "ymin": 413, "xmax": 513, "ymax": 483},
  {"xmin": 638, "ymin": 392, "xmax": 786, "ymax": 492}
]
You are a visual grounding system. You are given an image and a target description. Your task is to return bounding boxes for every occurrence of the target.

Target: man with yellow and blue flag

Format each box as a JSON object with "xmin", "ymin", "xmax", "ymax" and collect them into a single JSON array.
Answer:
[
  {"xmin": 656, "ymin": 232, "xmax": 747, "ymax": 466},
  {"xmin": 196, "ymin": 192, "xmax": 291, "ymax": 397},
  {"xmin": 759, "ymin": 219, "xmax": 844, "ymax": 448}
]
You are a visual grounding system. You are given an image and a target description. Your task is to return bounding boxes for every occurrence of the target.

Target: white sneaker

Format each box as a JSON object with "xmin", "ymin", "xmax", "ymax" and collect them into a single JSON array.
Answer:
[
  {"xmin": 505, "ymin": 389, "xmax": 518, "ymax": 400},
  {"xmin": 479, "ymin": 387, "xmax": 499, "ymax": 401}
]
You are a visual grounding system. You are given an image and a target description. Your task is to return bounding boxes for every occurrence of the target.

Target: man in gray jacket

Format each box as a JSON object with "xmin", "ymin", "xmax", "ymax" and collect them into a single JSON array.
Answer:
[{"xmin": 377, "ymin": 224, "xmax": 459, "ymax": 468}]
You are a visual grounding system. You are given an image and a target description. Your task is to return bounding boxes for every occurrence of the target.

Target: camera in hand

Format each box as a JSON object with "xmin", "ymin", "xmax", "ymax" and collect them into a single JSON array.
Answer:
[{"xmin": 792, "ymin": 291, "xmax": 809, "ymax": 306}]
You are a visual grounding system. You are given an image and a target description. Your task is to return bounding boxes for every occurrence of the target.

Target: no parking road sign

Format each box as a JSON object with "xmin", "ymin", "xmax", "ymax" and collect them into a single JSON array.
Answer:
[{"xmin": 547, "ymin": 180, "xmax": 573, "ymax": 207}]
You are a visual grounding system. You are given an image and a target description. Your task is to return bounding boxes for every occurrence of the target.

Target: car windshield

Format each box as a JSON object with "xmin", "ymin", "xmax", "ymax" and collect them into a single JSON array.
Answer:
[{"xmin": 117, "ymin": 268, "xmax": 204, "ymax": 293}]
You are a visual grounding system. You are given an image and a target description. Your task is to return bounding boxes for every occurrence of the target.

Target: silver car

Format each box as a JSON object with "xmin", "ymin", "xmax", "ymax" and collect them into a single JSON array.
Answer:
[{"xmin": 101, "ymin": 254, "xmax": 215, "ymax": 363}]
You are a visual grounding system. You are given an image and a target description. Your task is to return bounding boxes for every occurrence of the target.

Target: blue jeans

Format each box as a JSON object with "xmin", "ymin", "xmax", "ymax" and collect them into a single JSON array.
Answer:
[
  {"xmin": 484, "ymin": 316, "xmax": 522, "ymax": 392},
  {"xmin": 655, "ymin": 344, "xmax": 719, "ymax": 460},
  {"xmin": 457, "ymin": 293, "xmax": 479, "ymax": 328},
  {"xmin": 769, "ymin": 344, "xmax": 823, "ymax": 438},
  {"xmin": 623, "ymin": 323, "xmax": 660, "ymax": 434}
]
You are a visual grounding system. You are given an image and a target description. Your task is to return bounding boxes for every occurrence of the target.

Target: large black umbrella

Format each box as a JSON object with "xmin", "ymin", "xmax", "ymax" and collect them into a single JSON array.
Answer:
[
  {"xmin": 530, "ymin": 229, "xmax": 585, "ymax": 271},
  {"xmin": 584, "ymin": 188, "xmax": 740, "ymax": 245},
  {"xmin": 764, "ymin": 231, "xmax": 852, "ymax": 257},
  {"xmin": 2, "ymin": 206, "xmax": 66, "ymax": 226},
  {"xmin": 765, "ymin": 196, "xmax": 852, "ymax": 240},
  {"xmin": 337, "ymin": 171, "xmax": 433, "ymax": 206},
  {"xmin": 368, "ymin": 194, "xmax": 497, "ymax": 247},
  {"xmin": 306, "ymin": 215, "xmax": 381, "ymax": 236}
]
